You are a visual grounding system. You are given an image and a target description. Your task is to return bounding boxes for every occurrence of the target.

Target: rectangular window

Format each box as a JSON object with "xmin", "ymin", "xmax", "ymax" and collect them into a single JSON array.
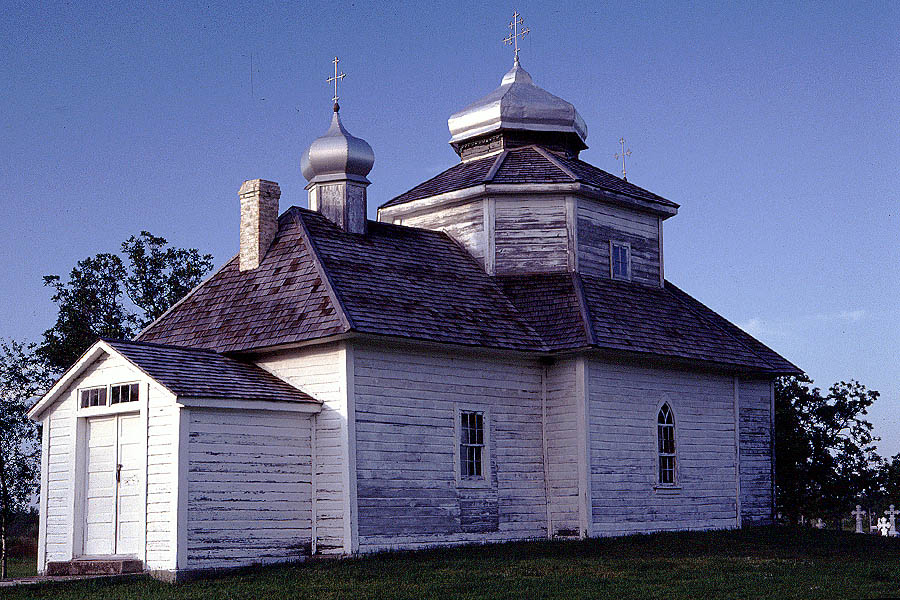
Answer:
[
  {"xmin": 110, "ymin": 383, "xmax": 139, "ymax": 405},
  {"xmin": 611, "ymin": 242, "xmax": 631, "ymax": 280},
  {"xmin": 80, "ymin": 387, "xmax": 107, "ymax": 408},
  {"xmin": 460, "ymin": 411, "xmax": 485, "ymax": 479}
]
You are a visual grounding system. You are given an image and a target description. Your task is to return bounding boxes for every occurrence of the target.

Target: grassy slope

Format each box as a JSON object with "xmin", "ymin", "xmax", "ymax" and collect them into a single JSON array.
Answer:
[{"xmin": 6, "ymin": 527, "xmax": 900, "ymax": 600}]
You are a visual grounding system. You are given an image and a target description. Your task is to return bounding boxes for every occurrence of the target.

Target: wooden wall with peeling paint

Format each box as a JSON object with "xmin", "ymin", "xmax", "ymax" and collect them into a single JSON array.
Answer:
[
  {"xmin": 738, "ymin": 379, "xmax": 775, "ymax": 524},
  {"xmin": 255, "ymin": 342, "xmax": 350, "ymax": 554},
  {"xmin": 577, "ymin": 199, "xmax": 662, "ymax": 285},
  {"xmin": 543, "ymin": 358, "xmax": 581, "ymax": 536},
  {"xmin": 494, "ymin": 196, "xmax": 570, "ymax": 274},
  {"xmin": 185, "ymin": 409, "xmax": 313, "ymax": 569},
  {"xmin": 587, "ymin": 360, "xmax": 740, "ymax": 535},
  {"xmin": 351, "ymin": 341, "xmax": 547, "ymax": 552}
]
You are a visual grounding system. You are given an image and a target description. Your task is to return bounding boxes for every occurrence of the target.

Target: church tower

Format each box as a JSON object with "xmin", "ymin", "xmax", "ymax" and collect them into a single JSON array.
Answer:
[
  {"xmin": 301, "ymin": 58, "xmax": 375, "ymax": 235},
  {"xmin": 378, "ymin": 39, "xmax": 678, "ymax": 284}
]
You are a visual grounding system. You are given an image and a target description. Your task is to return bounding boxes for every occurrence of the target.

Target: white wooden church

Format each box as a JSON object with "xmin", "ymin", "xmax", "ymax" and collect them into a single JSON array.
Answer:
[{"xmin": 28, "ymin": 48, "xmax": 799, "ymax": 580}]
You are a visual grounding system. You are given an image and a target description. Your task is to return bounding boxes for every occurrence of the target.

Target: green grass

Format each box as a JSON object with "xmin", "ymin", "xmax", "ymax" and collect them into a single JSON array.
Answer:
[
  {"xmin": 5, "ymin": 558, "xmax": 37, "ymax": 580},
  {"xmin": 5, "ymin": 527, "xmax": 900, "ymax": 599}
]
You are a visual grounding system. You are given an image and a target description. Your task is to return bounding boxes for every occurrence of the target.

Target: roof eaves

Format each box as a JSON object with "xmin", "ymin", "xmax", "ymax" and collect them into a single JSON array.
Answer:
[{"xmin": 663, "ymin": 282, "xmax": 798, "ymax": 374}]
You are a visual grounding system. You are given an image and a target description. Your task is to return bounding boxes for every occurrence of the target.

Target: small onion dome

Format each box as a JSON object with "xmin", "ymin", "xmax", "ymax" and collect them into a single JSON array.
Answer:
[
  {"xmin": 448, "ymin": 59, "xmax": 587, "ymax": 150},
  {"xmin": 301, "ymin": 105, "xmax": 375, "ymax": 184}
]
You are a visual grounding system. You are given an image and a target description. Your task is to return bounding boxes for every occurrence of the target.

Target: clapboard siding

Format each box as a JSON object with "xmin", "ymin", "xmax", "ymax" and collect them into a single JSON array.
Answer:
[
  {"xmin": 544, "ymin": 358, "xmax": 580, "ymax": 535},
  {"xmin": 396, "ymin": 200, "xmax": 487, "ymax": 268},
  {"xmin": 739, "ymin": 378, "xmax": 774, "ymax": 524},
  {"xmin": 352, "ymin": 342, "xmax": 547, "ymax": 551},
  {"xmin": 145, "ymin": 390, "xmax": 177, "ymax": 570},
  {"xmin": 588, "ymin": 360, "xmax": 739, "ymax": 535},
  {"xmin": 495, "ymin": 196, "xmax": 569, "ymax": 274},
  {"xmin": 577, "ymin": 199, "xmax": 661, "ymax": 285},
  {"xmin": 43, "ymin": 377, "xmax": 77, "ymax": 566},
  {"xmin": 185, "ymin": 408, "xmax": 312, "ymax": 569},
  {"xmin": 255, "ymin": 342, "xmax": 348, "ymax": 554}
]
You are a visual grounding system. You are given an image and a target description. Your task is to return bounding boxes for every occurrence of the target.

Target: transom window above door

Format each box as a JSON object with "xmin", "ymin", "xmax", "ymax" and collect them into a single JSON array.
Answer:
[
  {"xmin": 111, "ymin": 383, "xmax": 139, "ymax": 405},
  {"xmin": 80, "ymin": 382, "xmax": 140, "ymax": 408},
  {"xmin": 80, "ymin": 387, "xmax": 107, "ymax": 408}
]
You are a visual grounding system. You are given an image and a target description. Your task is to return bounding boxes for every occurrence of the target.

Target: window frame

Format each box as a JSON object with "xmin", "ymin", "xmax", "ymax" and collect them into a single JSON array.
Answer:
[
  {"xmin": 454, "ymin": 405, "xmax": 491, "ymax": 489},
  {"xmin": 655, "ymin": 401, "xmax": 679, "ymax": 489},
  {"xmin": 79, "ymin": 386, "xmax": 108, "ymax": 409},
  {"xmin": 110, "ymin": 382, "xmax": 141, "ymax": 405},
  {"xmin": 610, "ymin": 241, "xmax": 632, "ymax": 281},
  {"xmin": 77, "ymin": 381, "xmax": 144, "ymax": 416}
]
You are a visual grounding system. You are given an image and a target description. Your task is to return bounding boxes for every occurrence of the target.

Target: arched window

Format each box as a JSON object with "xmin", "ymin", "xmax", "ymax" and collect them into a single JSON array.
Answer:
[{"xmin": 657, "ymin": 404, "xmax": 676, "ymax": 484}]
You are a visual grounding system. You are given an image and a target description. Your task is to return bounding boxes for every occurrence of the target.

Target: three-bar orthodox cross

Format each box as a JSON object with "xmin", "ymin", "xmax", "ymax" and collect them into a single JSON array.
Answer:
[
  {"xmin": 327, "ymin": 56, "xmax": 346, "ymax": 106},
  {"xmin": 615, "ymin": 137, "xmax": 632, "ymax": 181},
  {"xmin": 503, "ymin": 11, "xmax": 530, "ymax": 62}
]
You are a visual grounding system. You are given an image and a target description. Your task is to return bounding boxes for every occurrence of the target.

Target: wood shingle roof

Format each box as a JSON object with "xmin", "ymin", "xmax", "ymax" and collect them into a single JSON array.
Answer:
[
  {"xmin": 138, "ymin": 207, "xmax": 799, "ymax": 374},
  {"xmin": 381, "ymin": 146, "xmax": 678, "ymax": 209},
  {"xmin": 105, "ymin": 339, "xmax": 317, "ymax": 403}
]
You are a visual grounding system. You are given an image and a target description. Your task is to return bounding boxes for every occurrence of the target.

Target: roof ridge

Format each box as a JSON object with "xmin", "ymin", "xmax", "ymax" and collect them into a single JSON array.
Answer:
[
  {"xmin": 570, "ymin": 272, "xmax": 597, "ymax": 346},
  {"xmin": 531, "ymin": 146, "xmax": 580, "ymax": 181},
  {"xmin": 661, "ymin": 281, "xmax": 783, "ymax": 372},
  {"xmin": 483, "ymin": 150, "xmax": 509, "ymax": 182},
  {"xmin": 558, "ymin": 154, "xmax": 679, "ymax": 208},
  {"xmin": 102, "ymin": 337, "xmax": 219, "ymax": 354},
  {"xmin": 136, "ymin": 253, "xmax": 238, "ymax": 341},
  {"xmin": 290, "ymin": 208, "xmax": 356, "ymax": 332}
]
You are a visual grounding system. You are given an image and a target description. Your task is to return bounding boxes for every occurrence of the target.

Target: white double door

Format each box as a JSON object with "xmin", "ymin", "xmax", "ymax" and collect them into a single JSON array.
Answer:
[{"xmin": 83, "ymin": 414, "xmax": 142, "ymax": 557}]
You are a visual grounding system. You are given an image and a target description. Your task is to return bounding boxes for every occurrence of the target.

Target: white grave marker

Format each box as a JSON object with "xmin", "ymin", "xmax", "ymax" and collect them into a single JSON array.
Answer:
[
  {"xmin": 852, "ymin": 505, "xmax": 866, "ymax": 534},
  {"xmin": 885, "ymin": 505, "xmax": 899, "ymax": 537}
]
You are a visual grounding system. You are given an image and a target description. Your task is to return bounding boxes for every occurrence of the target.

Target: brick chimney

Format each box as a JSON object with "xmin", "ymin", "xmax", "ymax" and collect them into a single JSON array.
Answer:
[{"xmin": 239, "ymin": 179, "xmax": 280, "ymax": 271}]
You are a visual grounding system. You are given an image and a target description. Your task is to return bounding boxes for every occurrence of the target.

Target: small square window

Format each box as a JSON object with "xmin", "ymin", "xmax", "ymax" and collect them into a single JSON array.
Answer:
[
  {"xmin": 110, "ymin": 383, "xmax": 139, "ymax": 405},
  {"xmin": 80, "ymin": 387, "xmax": 107, "ymax": 408},
  {"xmin": 611, "ymin": 243, "xmax": 631, "ymax": 280}
]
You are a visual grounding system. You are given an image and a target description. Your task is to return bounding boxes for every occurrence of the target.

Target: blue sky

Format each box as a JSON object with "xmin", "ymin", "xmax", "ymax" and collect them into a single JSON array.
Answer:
[{"xmin": 2, "ymin": 1, "xmax": 898, "ymax": 451}]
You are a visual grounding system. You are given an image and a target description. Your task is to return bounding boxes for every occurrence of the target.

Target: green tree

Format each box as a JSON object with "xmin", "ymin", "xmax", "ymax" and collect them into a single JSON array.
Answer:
[
  {"xmin": 775, "ymin": 375, "xmax": 880, "ymax": 525},
  {"xmin": 875, "ymin": 454, "xmax": 900, "ymax": 504},
  {"xmin": 122, "ymin": 231, "xmax": 214, "ymax": 328},
  {"xmin": 0, "ymin": 340, "xmax": 50, "ymax": 579},
  {"xmin": 40, "ymin": 232, "xmax": 213, "ymax": 372}
]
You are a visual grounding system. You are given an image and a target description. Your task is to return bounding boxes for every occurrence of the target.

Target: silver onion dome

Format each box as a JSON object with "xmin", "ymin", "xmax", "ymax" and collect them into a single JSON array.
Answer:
[
  {"xmin": 448, "ymin": 58, "xmax": 587, "ymax": 149},
  {"xmin": 301, "ymin": 105, "xmax": 375, "ymax": 184}
]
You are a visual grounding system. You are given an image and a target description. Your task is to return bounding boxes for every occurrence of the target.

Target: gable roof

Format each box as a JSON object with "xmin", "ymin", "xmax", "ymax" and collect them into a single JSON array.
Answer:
[
  {"xmin": 139, "ymin": 208, "xmax": 543, "ymax": 353},
  {"xmin": 104, "ymin": 339, "xmax": 318, "ymax": 403},
  {"xmin": 137, "ymin": 206, "xmax": 799, "ymax": 375},
  {"xmin": 137, "ymin": 210, "xmax": 348, "ymax": 352},
  {"xmin": 380, "ymin": 146, "xmax": 678, "ymax": 209},
  {"xmin": 28, "ymin": 338, "xmax": 317, "ymax": 420}
]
